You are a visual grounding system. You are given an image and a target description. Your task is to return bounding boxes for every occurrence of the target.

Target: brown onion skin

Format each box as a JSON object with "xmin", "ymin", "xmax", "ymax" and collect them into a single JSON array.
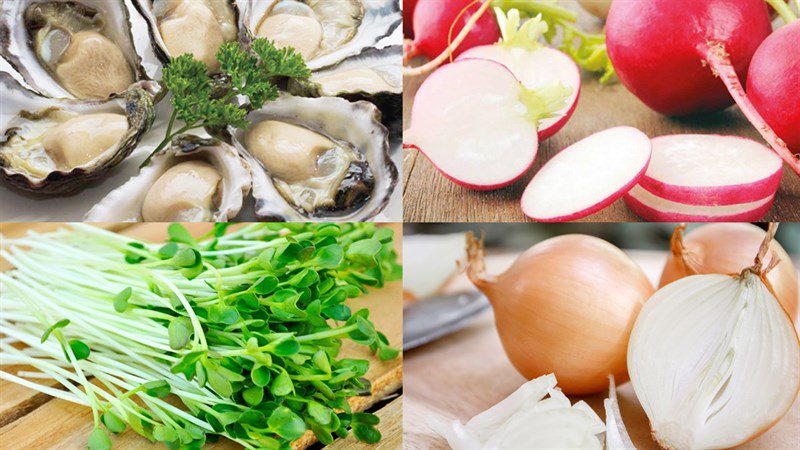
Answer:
[
  {"xmin": 660, "ymin": 223, "xmax": 798, "ymax": 320},
  {"xmin": 469, "ymin": 234, "xmax": 654, "ymax": 395}
]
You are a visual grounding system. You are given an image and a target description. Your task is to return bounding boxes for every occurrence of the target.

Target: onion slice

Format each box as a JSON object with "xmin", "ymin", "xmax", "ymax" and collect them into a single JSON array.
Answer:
[
  {"xmin": 403, "ymin": 233, "xmax": 467, "ymax": 301},
  {"xmin": 604, "ymin": 375, "xmax": 636, "ymax": 450},
  {"xmin": 440, "ymin": 374, "xmax": 606, "ymax": 449},
  {"xmin": 627, "ymin": 225, "xmax": 800, "ymax": 449}
]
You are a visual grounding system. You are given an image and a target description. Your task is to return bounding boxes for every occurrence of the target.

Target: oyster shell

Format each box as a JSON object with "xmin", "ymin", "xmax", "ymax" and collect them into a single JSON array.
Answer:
[
  {"xmin": 85, "ymin": 135, "xmax": 251, "ymax": 222},
  {"xmin": 132, "ymin": 0, "xmax": 239, "ymax": 73},
  {"xmin": 288, "ymin": 45, "xmax": 401, "ymax": 134},
  {"xmin": 0, "ymin": 72, "xmax": 159, "ymax": 195},
  {"xmin": 239, "ymin": 0, "xmax": 401, "ymax": 71},
  {"xmin": 0, "ymin": 0, "xmax": 158, "ymax": 100},
  {"xmin": 221, "ymin": 94, "xmax": 397, "ymax": 221}
]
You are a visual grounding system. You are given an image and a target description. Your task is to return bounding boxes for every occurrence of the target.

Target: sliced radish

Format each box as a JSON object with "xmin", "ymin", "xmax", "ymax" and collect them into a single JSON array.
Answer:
[
  {"xmin": 520, "ymin": 127, "xmax": 652, "ymax": 222},
  {"xmin": 639, "ymin": 135, "xmax": 782, "ymax": 206},
  {"xmin": 457, "ymin": 46, "xmax": 581, "ymax": 140},
  {"xmin": 624, "ymin": 185, "xmax": 774, "ymax": 222},
  {"xmin": 403, "ymin": 58, "xmax": 539, "ymax": 190}
]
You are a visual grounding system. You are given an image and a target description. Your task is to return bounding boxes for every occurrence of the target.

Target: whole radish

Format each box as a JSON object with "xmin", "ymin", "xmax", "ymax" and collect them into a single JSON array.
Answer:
[
  {"xmin": 606, "ymin": 0, "xmax": 770, "ymax": 116},
  {"xmin": 747, "ymin": 22, "xmax": 800, "ymax": 153},
  {"xmin": 407, "ymin": 0, "xmax": 501, "ymax": 61},
  {"xmin": 403, "ymin": 0, "xmax": 417, "ymax": 38},
  {"xmin": 606, "ymin": 0, "xmax": 800, "ymax": 175}
]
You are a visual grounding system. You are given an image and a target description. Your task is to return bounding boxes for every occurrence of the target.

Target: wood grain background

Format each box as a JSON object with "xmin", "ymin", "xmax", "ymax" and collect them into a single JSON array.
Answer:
[{"xmin": 402, "ymin": 2, "xmax": 800, "ymax": 223}]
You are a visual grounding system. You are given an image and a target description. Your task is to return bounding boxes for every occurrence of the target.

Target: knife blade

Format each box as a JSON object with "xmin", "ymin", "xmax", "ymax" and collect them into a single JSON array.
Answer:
[{"xmin": 403, "ymin": 291, "xmax": 490, "ymax": 350}]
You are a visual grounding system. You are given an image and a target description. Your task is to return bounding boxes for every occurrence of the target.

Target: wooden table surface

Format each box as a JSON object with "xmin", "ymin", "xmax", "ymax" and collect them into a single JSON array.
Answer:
[
  {"xmin": 402, "ymin": 250, "xmax": 800, "ymax": 449},
  {"xmin": 402, "ymin": 2, "xmax": 800, "ymax": 223},
  {"xmin": 0, "ymin": 223, "xmax": 403, "ymax": 450}
]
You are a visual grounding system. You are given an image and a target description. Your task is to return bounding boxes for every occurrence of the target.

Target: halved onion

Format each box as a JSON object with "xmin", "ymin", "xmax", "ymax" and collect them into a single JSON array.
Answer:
[{"xmin": 628, "ymin": 229, "xmax": 800, "ymax": 448}]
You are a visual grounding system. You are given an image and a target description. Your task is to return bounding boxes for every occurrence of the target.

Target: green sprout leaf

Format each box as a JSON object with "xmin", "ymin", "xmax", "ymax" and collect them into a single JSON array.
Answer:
[
  {"xmin": 268, "ymin": 407, "xmax": 306, "ymax": 441},
  {"xmin": 101, "ymin": 411, "xmax": 127, "ymax": 434},
  {"xmin": 142, "ymin": 380, "xmax": 171, "ymax": 398},
  {"xmin": 88, "ymin": 427, "xmax": 112, "ymax": 450},
  {"xmin": 112, "ymin": 287, "xmax": 133, "ymax": 313},
  {"xmin": 40, "ymin": 319, "xmax": 70, "ymax": 343},
  {"xmin": 168, "ymin": 318, "xmax": 192, "ymax": 350},
  {"xmin": 68, "ymin": 339, "xmax": 90, "ymax": 361}
]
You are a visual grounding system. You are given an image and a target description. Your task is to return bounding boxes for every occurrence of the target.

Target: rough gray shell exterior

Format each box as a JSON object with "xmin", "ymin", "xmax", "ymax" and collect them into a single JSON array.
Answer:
[{"xmin": 0, "ymin": 72, "xmax": 160, "ymax": 195}]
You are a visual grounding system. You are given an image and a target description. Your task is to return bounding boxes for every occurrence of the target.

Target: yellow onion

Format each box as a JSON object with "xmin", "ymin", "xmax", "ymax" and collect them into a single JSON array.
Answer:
[
  {"xmin": 661, "ymin": 223, "xmax": 798, "ymax": 319},
  {"xmin": 465, "ymin": 233, "xmax": 654, "ymax": 395},
  {"xmin": 629, "ymin": 224, "xmax": 800, "ymax": 449}
]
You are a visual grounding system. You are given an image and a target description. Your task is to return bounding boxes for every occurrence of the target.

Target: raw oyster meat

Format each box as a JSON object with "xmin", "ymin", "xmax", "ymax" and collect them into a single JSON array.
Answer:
[
  {"xmin": 85, "ymin": 135, "xmax": 251, "ymax": 222},
  {"xmin": 222, "ymin": 94, "xmax": 397, "ymax": 221},
  {"xmin": 133, "ymin": 0, "xmax": 239, "ymax": 73},
  {"xmin": 239, "ymin": 0, "xmax": 401, "ymax": 70},
  {"xmin": 0, "ymin": 73, "xmax": 160, "ymax": 195},
  {"xmin": 288, "ymin": 45, "xmax": 401, "ymax": 133},
  {"xmin": 0, "ymin": 0, "xmax": 157, "ymax": 99}
]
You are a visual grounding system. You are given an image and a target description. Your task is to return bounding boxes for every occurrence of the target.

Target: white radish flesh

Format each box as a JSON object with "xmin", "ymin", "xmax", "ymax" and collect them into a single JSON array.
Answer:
[
  {"xmin": 457, "ymin": 45, "xmax": 581, "ymax": 140},
  {"xmin": 640, "ymin": 135, "xmax": 782, "ymax": 205},
  {"xmin": 624, "ymin": 185, "xmax": 774, "ymax": 222},
  {"xmin": 403, "ymin": 59, "xmax": 539, "ymax": 190},
  {"xmin": 520, "ymin": 127, "xmax": 651, "ymax": 222}
]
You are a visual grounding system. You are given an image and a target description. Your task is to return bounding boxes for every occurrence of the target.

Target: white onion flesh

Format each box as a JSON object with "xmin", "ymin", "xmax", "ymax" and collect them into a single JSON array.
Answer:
[
  {"xmin": 440, "ymin": 374, "xmax": 606, "ymax": 449},
  {"xmin": 604, "ymin": 376, "xmax": 636, "ymax": 450},
  {"xmin": 628, "ymin": 272, "xmax": 800, "ymax": 449},
  {"xmin": 402, "ymin": 233, "xmax": 466, "ymax": 300}
]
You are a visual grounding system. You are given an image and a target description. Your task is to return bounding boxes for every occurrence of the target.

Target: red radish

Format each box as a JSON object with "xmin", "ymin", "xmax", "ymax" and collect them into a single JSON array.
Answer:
[
  {"xmin": 407, "ymin": 0, "xmax": 501, "ymax": 61},
  {"xmin": 606, "ymin": 0, "xmax": 800, "ymax": 176},
  {"xmin": 404, "ymin": 58, "xmax": 570, "ymax": 190},
  {"xmin": 624, "ymin": 185, "xmax": 774, "ymax": 222},
  {"xmin": 457, "ymin": 12, "xmax": 581, "ymax": 140},
  {"xmin": 640, "ymin": 135, "xmax": 783, "ymax": 206},
  {"xmin": 520, "ymin": 127, "xmax": 652, "ymax": 222},
  {"xmin": 404, "ymin": 0, "xmax": 417, "ymax": 38},
  {"xmin": 606, "ymin": 0, "xmax": 770, "ymax": 116},
  {"xmin": 747, "ymin": 22, "xmax": 800, "ymax": 153}
]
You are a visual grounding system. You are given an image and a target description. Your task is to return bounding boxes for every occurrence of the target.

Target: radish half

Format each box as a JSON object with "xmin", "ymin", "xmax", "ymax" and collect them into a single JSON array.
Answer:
[
  {"xmin": 640, "ymin": 135, "xmax": 783, "ymax": 206},
  {"xmin": 456, "ymin": 11, "xmax": 581, "ymax": 140},
  {"xmin": 624, "ymin": 185, "xmax": 774, "ymax": 222},
  {"xmin": 404, "ymin": 58, "xmax": 572, "ymax": 190},
  {"xmin": 520, "ymin": 127, "xmax": 652, "ymax": 222}
]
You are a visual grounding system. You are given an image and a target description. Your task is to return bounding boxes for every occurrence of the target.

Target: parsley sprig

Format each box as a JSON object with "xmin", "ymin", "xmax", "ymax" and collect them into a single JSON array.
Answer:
[{"xmin": 144, "ymin": 39, "xmax": 310, "ymax": 166}]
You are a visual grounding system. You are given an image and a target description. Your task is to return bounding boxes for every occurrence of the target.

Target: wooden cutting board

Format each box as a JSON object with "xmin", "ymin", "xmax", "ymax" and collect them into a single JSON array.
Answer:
[
  {"xmin": 0, "ymin": 223, "xmax": 403, "ymax": 449},
  {"xmin": 402, "ymin": 1, "xmax": 800, "ymax": 223},
  {"xmin": 403, "ymin": 250, "xmax": 800, "ymax": 449}
]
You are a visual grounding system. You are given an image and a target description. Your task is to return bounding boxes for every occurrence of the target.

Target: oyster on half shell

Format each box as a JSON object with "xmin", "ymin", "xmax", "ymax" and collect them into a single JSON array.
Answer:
[
  {"xmin": 239, "ymin": 0, "xmax": 401, "ymax": 71},
  {"xmin": 0, "ymin": 0, "xmax": 157, "ymax": 100},
  {"xmin": 0, "ymin": 73, "xmax": 160, "ymax": 195},
  {"xmin": 288, "ymin": 45, "xmax": 401, "ymax": 134},
  {"xmin": 85, "ymin": 135, "xmax": 251, "ymax": 222},
  {"xmin": 132, "ymin": 0, "xmax": 239, "ymax": 73},
  {"xmin": 221, "ymin": 94, "xmax": 397, "ymax": 221}
]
